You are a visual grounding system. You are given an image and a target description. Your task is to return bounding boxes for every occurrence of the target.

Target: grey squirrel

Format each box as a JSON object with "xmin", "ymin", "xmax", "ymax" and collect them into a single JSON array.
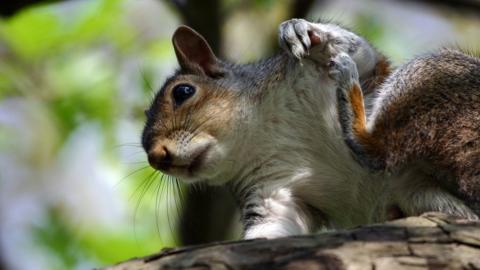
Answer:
[{"xmin": 141, "ymin": 18, "xmax": 478, "ymax": 239}]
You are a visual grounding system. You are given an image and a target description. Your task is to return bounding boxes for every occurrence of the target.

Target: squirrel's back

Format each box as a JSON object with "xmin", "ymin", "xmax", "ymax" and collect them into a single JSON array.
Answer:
[{"xmin": 368, "ymin": 49, "xmax": 480, "ymax": 202}]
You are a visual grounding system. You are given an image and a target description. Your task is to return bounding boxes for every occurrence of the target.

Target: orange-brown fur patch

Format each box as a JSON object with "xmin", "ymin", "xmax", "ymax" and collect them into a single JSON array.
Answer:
[
  {"xmin": 349, "ymin": 84, "xmax": 370, "ymax": 144},
  {"xmin": 375, "ymin": 56, "xmax": 391, "ymax": 80},
  {"xmin": 157, "ymin": 75, "xmax": 237, "ymax": 141},
  {"xmin": 348, "ymin": 83, "xmax": 385, "ymax": 156},
  {"xmin": 363, "ymin": 55, "xmax": 392, "ymax": 94},
  {"xmin": 349, "ymin": 83, "xmax": 367, "ymax": 135}
]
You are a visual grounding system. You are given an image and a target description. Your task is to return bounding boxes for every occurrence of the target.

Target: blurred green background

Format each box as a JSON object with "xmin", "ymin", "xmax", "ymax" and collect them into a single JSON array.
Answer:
[{"xmin": 0, "ymin": 0, "xmax": 479, "ymax": 269}]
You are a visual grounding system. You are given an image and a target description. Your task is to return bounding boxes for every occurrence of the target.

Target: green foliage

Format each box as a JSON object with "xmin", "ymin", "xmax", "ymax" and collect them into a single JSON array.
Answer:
[
  {"xmin": 0, "ymin": 0, "xmax": 180, "ymax": 269},
  {"xmin": 47, "ymin": 52, "xmax": 117, "ymax": 139},
  {"xmin": 253, "ymin": 0, "xmax": 277, "ymax": 9},
  {"xmin": 354, "ymin": 14, "xmax": 385, "ymax": 43},
  {"xmin": 32, "ymin": 209, "xmax": 86, "ymax": 270},
  {"xmin": 0, "ymin": 0, "xmax": 133, "ymax": 60}
]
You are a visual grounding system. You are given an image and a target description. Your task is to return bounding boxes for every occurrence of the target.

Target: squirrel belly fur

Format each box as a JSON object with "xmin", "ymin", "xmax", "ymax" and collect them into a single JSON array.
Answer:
[{"xmin": 142, "ymin": 18, "xmax": 478, "ymax": 239}]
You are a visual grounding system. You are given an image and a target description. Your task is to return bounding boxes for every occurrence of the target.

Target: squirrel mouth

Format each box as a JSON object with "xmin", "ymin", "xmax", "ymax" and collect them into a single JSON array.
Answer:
[
  {"xmin": 164, "ymin": 144, "xmax": 211, "ymax": 177},
  {"xmin": 187, "ymin": 144, "xmax": 210, "ymax": 175}
]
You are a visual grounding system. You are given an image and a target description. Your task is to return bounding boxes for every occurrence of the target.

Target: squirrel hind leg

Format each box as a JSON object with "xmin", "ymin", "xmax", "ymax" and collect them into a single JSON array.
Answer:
[
  {"xmin": 392, "ymin": 169, "xmax": 479, "ymax": 220},
  {"xmin": 330, "ymin": 53, "xmax": 386, "ymax": 170}
]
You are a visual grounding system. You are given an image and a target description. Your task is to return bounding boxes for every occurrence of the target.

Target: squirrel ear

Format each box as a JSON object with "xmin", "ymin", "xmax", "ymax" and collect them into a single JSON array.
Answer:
[{"xmin": 172, "ymin": 26, "xmax": 224, "ymax": 77}]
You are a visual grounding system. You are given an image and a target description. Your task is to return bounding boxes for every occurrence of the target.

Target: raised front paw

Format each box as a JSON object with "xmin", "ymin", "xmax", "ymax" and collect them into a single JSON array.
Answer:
[
  {"xmin": 279, "ymin": 18, "xmax": 329, "ymax": 60},
  {"xmin": 328, "ymin": 52, "xmax": 359, "ymax": 87}
]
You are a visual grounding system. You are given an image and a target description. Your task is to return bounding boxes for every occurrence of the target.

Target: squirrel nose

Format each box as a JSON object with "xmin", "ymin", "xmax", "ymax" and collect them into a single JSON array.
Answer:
[{"xmin": 147, "ymin": 144, "xmax": 172, "ymax": 170}]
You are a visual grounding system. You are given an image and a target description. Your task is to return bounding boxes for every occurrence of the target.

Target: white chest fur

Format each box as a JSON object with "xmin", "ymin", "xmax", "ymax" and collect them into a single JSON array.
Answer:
[{"xmin": 234, "ymin": 60, "xmax": 390, "ymax": 238}]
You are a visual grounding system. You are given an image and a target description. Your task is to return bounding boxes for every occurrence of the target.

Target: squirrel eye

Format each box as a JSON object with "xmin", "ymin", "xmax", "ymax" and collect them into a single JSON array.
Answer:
[{"xmin": 172, "ymin": 84, "xmax": 196, "ymax": 107}]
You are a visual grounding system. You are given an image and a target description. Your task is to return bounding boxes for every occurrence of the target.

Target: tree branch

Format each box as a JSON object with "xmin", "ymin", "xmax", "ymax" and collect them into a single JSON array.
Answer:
[{"xmin": 100, "ymin": 212, "xmax": 480, "ymax": 269}]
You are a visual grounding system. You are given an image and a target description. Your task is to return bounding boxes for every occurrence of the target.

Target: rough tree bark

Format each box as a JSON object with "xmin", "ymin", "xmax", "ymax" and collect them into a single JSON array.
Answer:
[{"xmin": 100, "ymin": 212, "xmax": 480, "ymax": 269}]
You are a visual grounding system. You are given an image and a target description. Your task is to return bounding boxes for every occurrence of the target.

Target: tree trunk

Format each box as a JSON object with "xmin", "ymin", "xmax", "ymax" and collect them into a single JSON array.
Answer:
[{"xmin": 100, "ymin": 212, "xmax": 480, "ymax": 269}]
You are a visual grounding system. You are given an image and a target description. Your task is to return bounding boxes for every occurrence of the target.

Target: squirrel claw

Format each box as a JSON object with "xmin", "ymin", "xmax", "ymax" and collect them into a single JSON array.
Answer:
[{"xmin": 279, "ymin": 18, "xmax": 312, "ymax": 60}]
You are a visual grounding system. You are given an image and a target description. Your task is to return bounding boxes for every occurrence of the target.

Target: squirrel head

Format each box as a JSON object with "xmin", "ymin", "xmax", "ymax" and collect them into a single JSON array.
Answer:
[{"xmin": 142, "ymin": 26, "xmax": 244, "ymax": 183}]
